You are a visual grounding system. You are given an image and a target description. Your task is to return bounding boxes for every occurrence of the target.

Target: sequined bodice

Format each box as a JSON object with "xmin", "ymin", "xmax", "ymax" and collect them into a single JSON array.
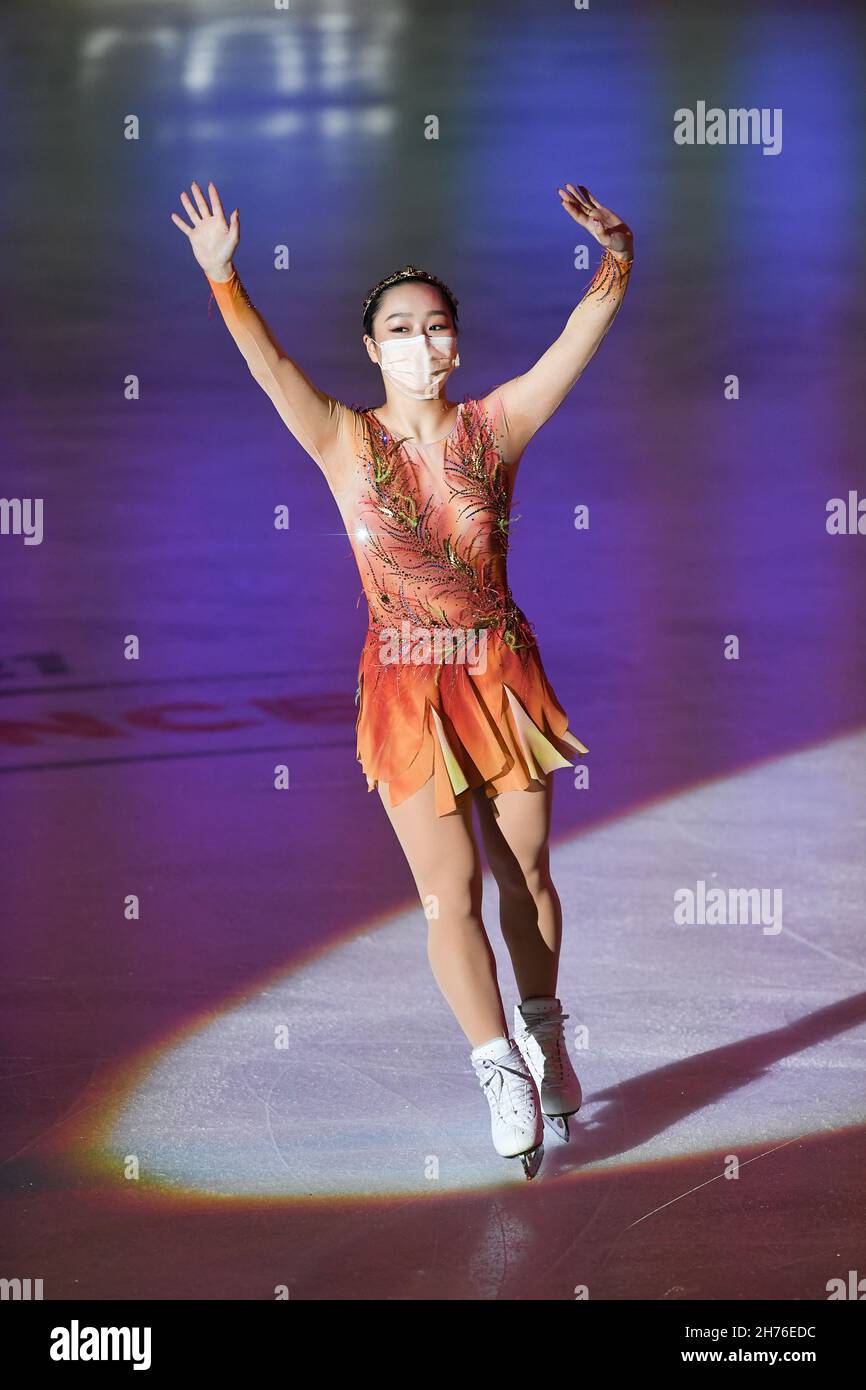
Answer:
[{"xmin": 348, "ymin": 399, "xmax": 535, "ymax": 655}]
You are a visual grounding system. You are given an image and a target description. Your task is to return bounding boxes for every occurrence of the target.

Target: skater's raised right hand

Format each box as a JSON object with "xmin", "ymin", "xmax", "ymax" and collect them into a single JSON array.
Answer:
[{"xmin": 171, "ymin": 181, "xmax": 239, "ymax": 282}]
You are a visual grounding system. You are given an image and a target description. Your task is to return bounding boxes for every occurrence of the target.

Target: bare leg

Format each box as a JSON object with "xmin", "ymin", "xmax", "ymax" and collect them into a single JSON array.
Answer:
[
  {"xmin": 377, "ymin": 777, "xmax": 509, "ymax": 1047},
  {"xmin": 473, "ymin": 777, "xmax": 562, "ymax": 1000}
]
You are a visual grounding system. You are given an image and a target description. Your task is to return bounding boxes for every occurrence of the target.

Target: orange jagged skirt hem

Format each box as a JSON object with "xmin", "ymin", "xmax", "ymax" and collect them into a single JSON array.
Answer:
[{"xmin": 354, "ymin": 639, "xmax": 589, "ymax": 818}]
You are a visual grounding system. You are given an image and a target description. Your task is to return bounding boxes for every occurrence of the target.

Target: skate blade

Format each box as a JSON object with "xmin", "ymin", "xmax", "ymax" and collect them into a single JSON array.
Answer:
[
  {"xmin": 543, "ymin": 1107, "xmax": 581, "ymax": 1142},
  {"xmin": 516, "ymin": 1144, "xmax": 544, "ymax": 1180}
]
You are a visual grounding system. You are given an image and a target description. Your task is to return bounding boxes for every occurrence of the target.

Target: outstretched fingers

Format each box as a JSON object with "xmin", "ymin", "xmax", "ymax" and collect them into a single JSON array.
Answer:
[
  {"xmin": 179, "ymin": 190, "xmax": 201, "ymax": 224},
  {"xmin": 207, "ymin": 180, "xmax": 227, "ymax": 226},
  {"xmin": 557, "ymin": 186, "xmax": 590, "ymax": 228},
  {"xmin": 556, "ymin": 182, "xmax": 632, "ymax": 257},
  {"xmin": 189, "ymin": 181, "xmax": 211, "ymax": 218},
  {"xmin": 563, "ymin": 182, "xmax": 592, "ymax": 214},
  {"xmin": 170, "ymin": 211, "xmax": 194, "ymax": 236},
  {"xmin": 576, "ymin": 183, "xmax": 601, "ymax": 209}
]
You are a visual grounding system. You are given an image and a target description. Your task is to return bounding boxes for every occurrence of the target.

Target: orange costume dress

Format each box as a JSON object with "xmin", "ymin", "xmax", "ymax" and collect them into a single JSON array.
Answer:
[
  {"xmin": 203, "ymin": 259, "xmax": 634, "ymax": 816},
  {"xmin": 348, "ymin": 397, "xmax": 588, "ymax": 815}
]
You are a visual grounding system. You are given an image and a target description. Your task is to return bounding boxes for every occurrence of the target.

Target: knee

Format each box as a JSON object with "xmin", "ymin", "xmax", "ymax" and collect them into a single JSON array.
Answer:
[
  {"xmin": 523, "ymin": 863, "xmax": 554, "ymax": 901},
  {"xmin": 415, "ymin": 874, "xmax": 478, "ymax": 926},
  {"xmin": 491, "ymin": 855, "xmax": 530, "ymax": 902},
  {"xmin": 498, "ymin": 850, "xmax": 552, "ymax": 903}
]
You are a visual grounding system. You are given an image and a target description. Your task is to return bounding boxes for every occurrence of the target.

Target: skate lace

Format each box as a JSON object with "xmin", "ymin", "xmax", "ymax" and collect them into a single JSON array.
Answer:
[
  {"xmin": 524, "ymin": 1012, "xmax": 569, "ymax": 1085},
  {"xmin": 473, "ymin": 1054, "xmax": 536, "ymax": 1128}
]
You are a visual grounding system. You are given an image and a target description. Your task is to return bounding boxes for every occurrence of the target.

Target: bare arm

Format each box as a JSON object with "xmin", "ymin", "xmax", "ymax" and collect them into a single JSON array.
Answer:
[
  {"xmin": 482, "ymin": 184, "xmax": 634, "ymax": 460},
  {"xmin": 172, "ymin": 181, "xmax": 353, "ymax": 481},
  {"xmin": 204, "ymin": 266, "xmax": 353, "ymax": 477}
]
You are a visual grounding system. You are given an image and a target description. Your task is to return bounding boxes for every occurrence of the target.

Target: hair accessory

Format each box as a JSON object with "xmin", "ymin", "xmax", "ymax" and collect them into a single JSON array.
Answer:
[{"xmin": 363, "ymin": 264, "xmax": 459, "ymax": 318}]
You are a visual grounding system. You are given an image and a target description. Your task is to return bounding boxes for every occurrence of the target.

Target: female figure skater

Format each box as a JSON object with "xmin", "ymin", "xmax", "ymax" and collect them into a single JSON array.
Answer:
[{"xmin": 172, "ymin": 180, "xmax": 633, "ymax": 1178}]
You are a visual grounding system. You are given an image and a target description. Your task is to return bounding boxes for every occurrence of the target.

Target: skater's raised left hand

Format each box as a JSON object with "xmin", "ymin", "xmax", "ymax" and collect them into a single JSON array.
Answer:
[{"xmin": 557, "ymin": 184, "xmax": 633, "ymax": 262}]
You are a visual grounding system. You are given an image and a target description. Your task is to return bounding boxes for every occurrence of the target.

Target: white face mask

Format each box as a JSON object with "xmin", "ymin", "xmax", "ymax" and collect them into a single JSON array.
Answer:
[{"xmin": 373, "ymin": 333, "xmax": 460, "ymax": 400}]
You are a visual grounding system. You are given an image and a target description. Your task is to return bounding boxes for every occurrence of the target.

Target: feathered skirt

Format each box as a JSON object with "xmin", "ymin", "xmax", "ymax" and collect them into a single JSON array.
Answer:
[{"xmin": 354, "ymin": 627, "xmax": 588, "ymax": 816}]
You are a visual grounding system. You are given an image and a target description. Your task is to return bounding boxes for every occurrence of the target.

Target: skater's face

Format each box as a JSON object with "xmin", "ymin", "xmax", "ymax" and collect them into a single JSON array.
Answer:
[{"xmin": 364, "ymin": 282, "xmax": 457, "ymax": 363}]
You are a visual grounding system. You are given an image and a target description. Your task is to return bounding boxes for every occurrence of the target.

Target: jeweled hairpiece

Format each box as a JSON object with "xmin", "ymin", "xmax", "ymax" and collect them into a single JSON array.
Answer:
[{"xmin": 362, "ymin": 264, "xmax": 459, "ymax": 319}]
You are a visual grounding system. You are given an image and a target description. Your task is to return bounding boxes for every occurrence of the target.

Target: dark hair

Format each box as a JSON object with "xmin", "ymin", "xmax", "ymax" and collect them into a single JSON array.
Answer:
[{"xmin": 362, "ymin": 268, "xmax": 459, "ymax": 339}]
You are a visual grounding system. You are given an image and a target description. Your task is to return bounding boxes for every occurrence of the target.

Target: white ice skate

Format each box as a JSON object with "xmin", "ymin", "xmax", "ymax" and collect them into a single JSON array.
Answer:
[
  {"xmin": 470, "ymin": 1035, "xmax": 544, "ymax": 1179},
  {"xmin": 513, "ymin": 997, "xmax": 583, "ymax": 1142}
]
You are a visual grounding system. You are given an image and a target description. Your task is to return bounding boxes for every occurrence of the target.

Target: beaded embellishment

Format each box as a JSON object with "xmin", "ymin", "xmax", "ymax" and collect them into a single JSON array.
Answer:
[
  {"xmin": 582, "ymin": 247, "xmax": 633, "ymax": 303},
  {"xmin": 352, "ymin": 397, "xmax": 537, "ymax": 660}
]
